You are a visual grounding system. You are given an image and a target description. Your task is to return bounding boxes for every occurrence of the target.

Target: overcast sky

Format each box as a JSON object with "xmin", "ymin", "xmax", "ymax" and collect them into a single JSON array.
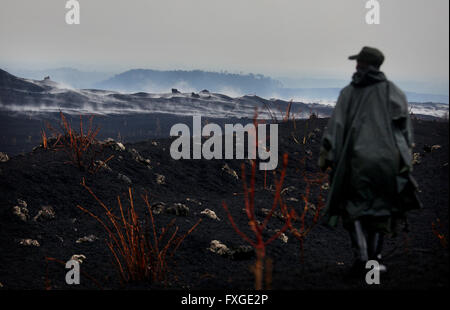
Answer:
[{"xmin": 0, "ymin": 0, "xmax": 448, "ymax": 94}]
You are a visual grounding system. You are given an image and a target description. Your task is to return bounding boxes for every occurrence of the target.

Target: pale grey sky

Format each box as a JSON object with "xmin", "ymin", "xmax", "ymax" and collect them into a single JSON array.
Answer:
[{"xmin": 0, "ymin": 0, "xmax": 448, "ymax": 94}]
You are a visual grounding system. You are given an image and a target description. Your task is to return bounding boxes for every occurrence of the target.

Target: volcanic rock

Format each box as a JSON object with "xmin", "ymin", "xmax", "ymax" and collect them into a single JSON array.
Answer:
[
  {"xmin": 33, "ymin": 206, "xmax": 55, "ymax": 222},
  {"xmin": 166, "ymin": 203, "xmax": 189, "ymax": 216},
  {"xmin": 70, "ymin": 254, "xmax": 86, "ymax": 264},
  {"xmin": 0, "ymin": 152, "xmax": 9, "ymax": 162},
  {"xmin": 76, "ymin": 235, "xmax": 98, "ymax": 244},
  {"xmin": 19, "ymin": 239, "xmax": 40, "ymax": 247},
  {"xmin": 118, "ymin": 173, "xmax": 132, "ymax": 184},
  {"xmin": 222, "ymin": 164, "xmax": 238, "ymax": 180},
  {"xmin": 200, "ymin": 209, "xmax": 220, "ymax": 221},
  {"xmin": 155, "ymin": 174, "xmax": 166, "ymax": 185},
  {"xmin": 12, "ymin": 200, "xmax": 29, "ymax": 222},
  {"xmin": 208, "ymin": 240, "xmax": 232, "ymax": 256}
]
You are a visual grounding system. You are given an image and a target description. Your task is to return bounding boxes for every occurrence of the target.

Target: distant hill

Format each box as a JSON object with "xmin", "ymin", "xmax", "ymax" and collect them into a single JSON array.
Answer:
[
  {"xmin": 95, "ymin": 69, "xmax": 448, "ymax": 104},
  {"xmin": 0, "ymin": 68, "xmax": 45, "ymax": 92},
  {"xmin": 8, "ymin": 67, "xmax": 112, "ymax": 89},
  {"xmin": 95, "ymin": 69, "xmax": 283, "ymax": 96}
]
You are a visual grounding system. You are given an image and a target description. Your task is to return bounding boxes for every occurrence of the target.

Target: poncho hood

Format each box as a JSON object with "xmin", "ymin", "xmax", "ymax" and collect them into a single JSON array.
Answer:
[{"xmin": 351, "ymin": 66, "xmax": 387, "ymax": 88}]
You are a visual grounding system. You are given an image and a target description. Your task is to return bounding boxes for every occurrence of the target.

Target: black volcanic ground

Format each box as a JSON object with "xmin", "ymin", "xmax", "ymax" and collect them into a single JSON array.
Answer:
[{"xmin": 0, "ymin": 118, "xmax": 448, "ymax": 290}]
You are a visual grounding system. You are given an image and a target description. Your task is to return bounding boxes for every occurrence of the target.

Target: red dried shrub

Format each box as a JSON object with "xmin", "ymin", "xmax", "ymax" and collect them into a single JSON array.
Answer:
[
  {"xmin": 77, "ymin": 179, "xmax": 201, "ymax": 285},
  {"xmin": 432, "ymin": 218, "xmax": 448, "ymax": 248},
  {"xmin": 283, "ymin": 100, "xmax": 293, "ymax": 122},
  {"xmin": 44, "ymin": 111, "xmax": 112, "ymax": 173},
  {"xmin": 41, "ymin": 129, "xmax": 48, "ymax": 149},
  {"xmin": 263, "ymin": 100, "xmax": 293, "ymax": 123},
  {"xmin": 222, "ymin": 154, "xmax": 293, "ymax": 290},
  {"xmin": 288, "ymin": 109, "xmax": 319, "ymax": 145},
  {"xmin": 281, "ymin": 113, "xmax": 327, "ymax": 262},
  {"xmin": 281, "ymin": 156, "xmax": 328, "ymax": 262}
]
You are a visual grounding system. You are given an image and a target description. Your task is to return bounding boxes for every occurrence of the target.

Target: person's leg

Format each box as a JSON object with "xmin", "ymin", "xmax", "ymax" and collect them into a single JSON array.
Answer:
[
  {"xmin": 351, "ymin": 220, "xmax": 369, "ymax": 262},
  {"xmin": 347, "ymin": 219, "xmax": 369, "ymax": 275},
  {"xmin": 366, "ymin": 216, "xmax": 388, "ymax": 272},
  {"xmin": 368, "ymin": 231, "xmax": 384, "ymax": 260}
]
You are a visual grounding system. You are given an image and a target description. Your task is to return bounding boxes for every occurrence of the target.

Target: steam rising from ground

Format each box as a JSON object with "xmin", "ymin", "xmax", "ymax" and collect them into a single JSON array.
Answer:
[{"xmin": 1, "ymin": 76, "xmax": 448, "ymax": 119}]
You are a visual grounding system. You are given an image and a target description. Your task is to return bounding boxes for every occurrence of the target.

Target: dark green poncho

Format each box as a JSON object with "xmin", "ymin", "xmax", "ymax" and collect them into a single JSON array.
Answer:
[{"xmin": 319, "ymin": 67, "xmax": 422, "ymax": 231}]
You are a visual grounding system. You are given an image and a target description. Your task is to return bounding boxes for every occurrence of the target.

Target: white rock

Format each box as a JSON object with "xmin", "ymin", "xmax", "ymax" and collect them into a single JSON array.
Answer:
[
  {"xmin": 208, "ymin": 240, "xmax": 232, "ymax": 256},
  {"xmin": 19, "ymin": 239, "xmax": 40, "ymax": 247},
  {"xmin": 70, "ymin": 254, "xmax": 86, "ymax": 264},
  {"xmin": 116, "ymin": 142, "xmax": 126, "ymax": 151},
  {"xmin": 94, "ymin": 160, "xmax": 112, "ymax": 172},
  {"xmin": 76, "ymin": 234, "xmax": 98, "ymax": 244},
  {"xmin": 33, "ymin": 206, "xmax": 55, "ymax": 222},
  {"xmin": 0, "ymin": 152, "xmax": 9, "ymax": 162},
  {"xmin": 12, "ymin": 205, "xmax": 29, "ymax": 222},
  {"xmin": 200, "ymin": 209, "xmax": 220, "ymax": 221},
  {"xmin": 277, "ymin": 231, "xmax": 289, "ymax": 243},
  {"xmin": 412, "ymin": 153, "xmax": 421, "ymax": 165},
  {"xmin": 155, "ymin": 174, "xmax": 166, "ymax": 185},
  {"xmin": 432, "ymin": 145, "xmax": 442, "ymax": 151},
  {"xmin": 222, "ymin": 164, "xmax": 238, "ymax": 179},
  {"xmin": 286, "ymin": 197, "xmax": 299, "ymax": 202}
]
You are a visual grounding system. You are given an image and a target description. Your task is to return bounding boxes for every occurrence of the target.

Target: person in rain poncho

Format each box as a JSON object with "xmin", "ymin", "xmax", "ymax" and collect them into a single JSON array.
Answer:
[{"xmin": 319, "ymin": 46, "xmax": 422, "ymax": 273}]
